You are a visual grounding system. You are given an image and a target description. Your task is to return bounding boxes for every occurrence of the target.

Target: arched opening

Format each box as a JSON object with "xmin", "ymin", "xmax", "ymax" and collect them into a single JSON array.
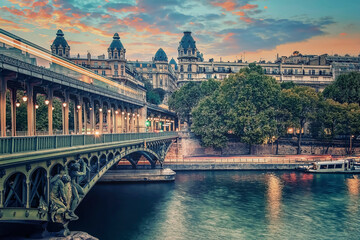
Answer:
[
  {"xmin": 4, "ymin": 172, "xmax": 27, "ymax": 208},
  {"xmin": 99, "ymin": 154, "xmax": 107, "ymax": 169},
  {"xmin": 107, "ymin": 153, "xmax": 114, "ymax": 162},
  {"xmin": 29, "ymin": 168, "xmax": 47, "ymax": 208},
  {"xmin": 90, "ymin": 156, "xmax": 98, "ymax": 179},
  {"xmin": 50, "ymin": 163, "xmax": 65, "ymax": 177}
]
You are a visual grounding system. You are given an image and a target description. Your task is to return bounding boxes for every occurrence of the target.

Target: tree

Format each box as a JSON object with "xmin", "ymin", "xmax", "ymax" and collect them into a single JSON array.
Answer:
[
  {"xmin": 200, "ymin": 78, "xmax": 220, "ymax": 97},
  {"xmin": 323, "ymin": 72, "xmax": 360, "ymax": 104},
  {"xmin": 190, "ymin": 65, "xmax": 281, "ymax": 153},
  {"xmin": 310, "ymin": 98, "xmax": 347, "ymax": 153},
  {"xmin": 143, "ymin": 79, "xmax": 164, "ymax": 105},
  {"xmin": 192, "ymin": 91, "xmax": 228, "ymax": 149},
  {"xmin": 280, "ymin": 86, "xmax": 319, "ymax": 154},
  {"xmin": 168, "ymin": 82, "xmax": 202, "ymax": 126},
  {"xmin": 222, "ymin": 68, "xmax": 281, "ymax": 154}
]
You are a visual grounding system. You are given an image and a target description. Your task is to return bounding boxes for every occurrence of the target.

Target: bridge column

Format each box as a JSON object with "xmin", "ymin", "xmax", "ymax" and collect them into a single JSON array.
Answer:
[
  {"xmin": 107, "ymin": 108, "xmax": 112, "ymax": 133},
  {"xmin": 77, "ymin": 97, "xmax": 83, "ymax": 134},
  {"xmin": 63, "ymin": 92, "xmax": 69, "ymax": 135},
  {"xmin": 0, "ymin": 85, "xmax": 6, "ymax": 135},
  {"xmin": 172, "ymin": 120, "xmax": 175, "ymax": 131},
  {"xmin": 10, "ymin": 88, "xmax": 17, "ymax": 136},
  {"xmin": 121, "ymin": 107, "xmax": 125, "ymax": 133},
  {"xmin": 125, "ymin": 107, "xmax": 130, "ymax": 133},
  {"xmin": 114, "ymin": 108, "xmax": 119, "ymax": 133},
  {"xmin": 83, "ymin": 101, "xmax": 88, "ymax": 134},
  {"xmin": 73, "ymin": 101, "xmax": 77, "ymax": 134},
  {"xmin": 26, "ymin": 82, "xmax": 35, "ymax": 136},
  {"xmin": 0, "ymin": 75, "xmax": 7, "ymax": 137},
  {"xmin": 99, "ymin": 102, "xmax": 103, "ymax": 134},
  {"xmin": 47, "ymin": 87, "xmax": 53, "ymax": 135},
  {"xmin": 89, "ymin": 100, "xmax": 95, "ymax": 134}
]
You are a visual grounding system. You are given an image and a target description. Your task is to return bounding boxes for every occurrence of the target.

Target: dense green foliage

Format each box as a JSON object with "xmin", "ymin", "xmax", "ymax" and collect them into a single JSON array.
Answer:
[
  {"xmin": 323, "ymin": 72, "xmax": 360, "ymax": 104},
  {"xmin": 168, "ymin": 79, "xmax": 220, "ymax": 125},
  {"xmin": 143, "ymin": 79, "xmax": 166, "ymax": 105}
]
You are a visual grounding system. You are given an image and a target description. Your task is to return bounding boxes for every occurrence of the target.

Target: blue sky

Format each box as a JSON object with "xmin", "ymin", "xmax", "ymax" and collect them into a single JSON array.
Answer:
[{"xmin": 0, "ymin": 0, "xmax": 359, "ymax": 62}]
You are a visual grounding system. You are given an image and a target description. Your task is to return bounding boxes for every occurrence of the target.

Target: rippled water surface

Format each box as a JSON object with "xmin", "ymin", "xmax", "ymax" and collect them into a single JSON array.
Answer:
[{"xmin": 70, "ymin": 171, "xmax": 360, "ymax": 240}]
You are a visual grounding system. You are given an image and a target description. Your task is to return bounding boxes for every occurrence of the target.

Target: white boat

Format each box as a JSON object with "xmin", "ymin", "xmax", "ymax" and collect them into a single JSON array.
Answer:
[{"xmin": 305, "ymin": 159, "xmax": 360, "ymax": 173}]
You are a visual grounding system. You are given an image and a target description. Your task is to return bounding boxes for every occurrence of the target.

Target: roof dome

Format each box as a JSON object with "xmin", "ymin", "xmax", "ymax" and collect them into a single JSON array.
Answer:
[
  {"xmin": 109, "ymin": 33, "xmax": 124, "ymax": 51},
  {"xmin": 154, "ymin": 48, "xmax": 168, "ymax": 62},
  {"xmin": 52, "ymin": 29, "xmax": 69, "ymax": 48},
  {"xmin": 169, "ymin": 58, "xmax": 177, "ymax": 65},
  {"xmin": 169, "ymin": 58, "xmax": 178, "ymax": 70},
  {"xmin": 179, "ymin": 31, "xmax": 196, "ymax": 50}
]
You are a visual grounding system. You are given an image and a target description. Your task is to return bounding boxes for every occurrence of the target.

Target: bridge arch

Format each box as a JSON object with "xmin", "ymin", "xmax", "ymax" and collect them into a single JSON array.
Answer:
[
  {"xmin": 4, "ymin": 172, "xmax": 27, "ymax": 208},
  {"xmin": 29, "ymin": 167, "xmax": 47, "ymax": 208}
]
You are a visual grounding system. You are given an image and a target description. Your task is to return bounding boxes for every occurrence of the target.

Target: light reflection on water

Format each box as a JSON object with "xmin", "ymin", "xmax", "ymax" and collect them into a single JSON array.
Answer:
[{"xmin": 71, "ymin": 171, "xmax": 360, "ymax": 240}]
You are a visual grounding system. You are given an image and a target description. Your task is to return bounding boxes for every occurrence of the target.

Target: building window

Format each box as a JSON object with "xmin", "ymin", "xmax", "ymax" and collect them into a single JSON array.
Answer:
[
  {"xmin": 58, "ymin": 49, "xmax": 62, "ymax": 56},
  {"xmin": 188, "ymin": 64, "xmax": 192, "ymax": 72},
  {"xmin": 114, "ymin": 70, "xmax": 118, "ymax": 76},
  {"xmin": 102, "ymin": 70, "xmax": 106, "ymax": 76},
  {"xmin": 94, "ymin": 62, "xmax": 98, "ymax": 67},
  {"xmin": 114, "ymin": 64, "xmax": 118, "ymax": 70},
  {"xmin": 94, "ymin": 70, "xmax": 98, "ymax": 74},
  {"xmin": 180, "ymin": 65, "xmax": 184, "ymax": 72},
  {"xmin": 160, "ymin": 79, "xmax": 163, "ymax": 86},
  {"xmin": 188, "ymin": 74, "xmax": 192, "ymax": 79},
  {"xmin": 206, "ymin": 74, "xmax": 212, "ymax": 79},
  {"xmin": 121, "ymin": 65, "xmax": 124, "ymax": 76},
  {"xmin": 295, "ymin": 69, "xmax": 298, "ymax": 74},
  {"xmin": 114, "ymin": 53, "xmax": 118, "ymax": 59},
  {"xmin": 102, "ymin": 62, "xmax": 105, "ymax": 68},
  {"xmin": 312, "ymin": 70, "xmax": 315, "ymax": 75},
  {"xmin": 180, "ymin": 74, "xmax": 184, "ymax": 79}
]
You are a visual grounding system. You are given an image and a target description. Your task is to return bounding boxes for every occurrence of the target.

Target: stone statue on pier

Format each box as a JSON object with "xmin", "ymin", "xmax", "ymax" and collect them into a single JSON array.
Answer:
[{"xmin": 68, "ymin": 159, "xmax": 87, "ymax": 215}]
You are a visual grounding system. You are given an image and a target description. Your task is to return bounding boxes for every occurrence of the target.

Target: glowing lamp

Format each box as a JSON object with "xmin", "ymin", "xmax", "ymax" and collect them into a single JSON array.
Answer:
[{"xmin": 44, "ymin": 99, "xmax": 50, "ymax": 105}]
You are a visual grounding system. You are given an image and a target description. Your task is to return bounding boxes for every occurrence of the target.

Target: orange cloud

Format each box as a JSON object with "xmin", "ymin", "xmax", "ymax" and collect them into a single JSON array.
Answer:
[
  {"xmin": 339, "ymin": 32, "xmax": 347, "ymax": 36},
  {"xmin": 107, "ymin": 6, "xmax": 144, "ymax": 13},
  {"xmin": 102, "ymin": 14, "xmax": 111, "ymax": 19},
  {"xmin": 240, "ymin": 16, "xmax": 254, "ymax": 23},
  {"xmin": 239, "ymin": 4, "xmax": 258, "ymax": 10},
  {"xmin": 32, "ymin": 0, "xmax": 49, "ymax": 8},
  {"xmin": 233, "ymin": 11, "xmax": 245, "ymax": 16},
  {"xmin": 264, "ymin": 6, "xmax": 268, "ymax": 9},
  {"xmin": 211, "ymin": 0, "xmax": 237, "ymax": 11},
  {"xmin": 0, "ymin": 17, "xmax": 33, "ymax": 32},
  {"xmin": 5, "ymin": 0, "xmax": 32, "ymax": 7}
]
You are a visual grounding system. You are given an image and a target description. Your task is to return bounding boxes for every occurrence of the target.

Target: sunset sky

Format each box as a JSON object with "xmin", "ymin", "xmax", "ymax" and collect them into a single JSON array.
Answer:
[{"xmin": 1, "ymin": 0, "xmax": 359, "ymax": 62}]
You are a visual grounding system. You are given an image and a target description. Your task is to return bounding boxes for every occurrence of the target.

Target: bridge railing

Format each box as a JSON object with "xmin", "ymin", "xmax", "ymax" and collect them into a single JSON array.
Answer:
[{"xmin": 0, "ymin": 132, "xmax": 178, "ymax": 154}]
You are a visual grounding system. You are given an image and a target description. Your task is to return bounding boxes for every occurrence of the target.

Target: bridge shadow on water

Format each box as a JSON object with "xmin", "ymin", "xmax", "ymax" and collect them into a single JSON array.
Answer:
[{"xmin": 69, "ymin": 180, "xmax": 175, "ymax": 239}]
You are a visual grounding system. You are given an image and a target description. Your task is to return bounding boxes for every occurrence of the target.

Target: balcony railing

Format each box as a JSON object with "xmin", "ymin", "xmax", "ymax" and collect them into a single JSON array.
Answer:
[{"xmin": 0, "ymin": 132, "xmax": 178, "ymax": 154}]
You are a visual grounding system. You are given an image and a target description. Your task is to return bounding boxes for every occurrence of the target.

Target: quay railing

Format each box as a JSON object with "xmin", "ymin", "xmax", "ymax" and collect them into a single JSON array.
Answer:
[
  {"xmin": 165, "ymin": 156, "xmax": 360, "ymax": 165},
  {"xmin": 0, "ymin": 132, "xmax": 178, "ymax": 155}
]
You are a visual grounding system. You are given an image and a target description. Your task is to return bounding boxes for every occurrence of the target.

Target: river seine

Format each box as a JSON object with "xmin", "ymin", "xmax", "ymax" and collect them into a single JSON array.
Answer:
[{"xmin": 70, "ymin": 171, "xmax": 360, "ymax": 240}]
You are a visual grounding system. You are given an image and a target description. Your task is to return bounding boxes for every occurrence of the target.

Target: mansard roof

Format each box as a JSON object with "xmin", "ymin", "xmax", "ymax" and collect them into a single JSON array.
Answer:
[
  {"xmin": 179, "ymin": 31, "xmax": 196, "ymax": 50},
  {"xmin": 154, "ymin": 48, "xmax": 168, "ymax": 62},
  {"xmin": 109, "ymin": 33, "xmax": 125, "ymax": 51},
  {"xmin": 51, "ymin": 29, "xmax": 69, "ymax": 48}
]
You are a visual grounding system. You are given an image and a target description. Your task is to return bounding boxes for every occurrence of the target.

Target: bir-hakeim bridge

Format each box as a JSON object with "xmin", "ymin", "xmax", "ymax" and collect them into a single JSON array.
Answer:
[{"xmin": 0, "ymin": 29, "xmax": 178, "ymax": 236}]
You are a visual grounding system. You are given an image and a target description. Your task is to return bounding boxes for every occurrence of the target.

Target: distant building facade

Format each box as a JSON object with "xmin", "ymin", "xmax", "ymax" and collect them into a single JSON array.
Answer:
[
  {"xmin": 51, "ymin": 29, "xmax": 360, "ymax": 95},
  {"xmin": 50, "ymin": 30, "xmax": 177, "ymax": 104},
  {"xmin": 176, "ymin": 32, "xmax": 360, "ymax": 91}
]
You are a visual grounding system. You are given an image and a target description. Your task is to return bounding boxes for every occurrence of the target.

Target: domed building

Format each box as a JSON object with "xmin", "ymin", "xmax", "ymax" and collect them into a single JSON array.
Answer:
[
  {"xmin": 108, "ymin": 33, "xmax": 126, "ymax": 61},
  {"xmin": 50, "ymin": 29, "xmax": 70, "ymax": 57},
  {"xmin": 177, "ymin": 31, "xmax": 203, "ymax": 85},
  {"xmin": 154, "ymin": 48, "xmax": 168, "ymax": 62},
  {"xmin": 169, "ymin": 58, "xmax": 178, "ymax": 71}
]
